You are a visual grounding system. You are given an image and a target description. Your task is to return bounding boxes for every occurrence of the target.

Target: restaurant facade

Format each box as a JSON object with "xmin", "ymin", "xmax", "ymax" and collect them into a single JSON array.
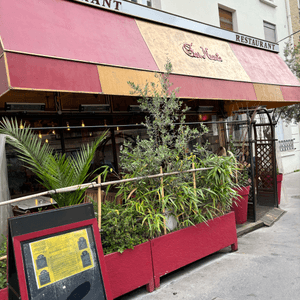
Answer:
[{"xmin": 1, "ymin": 0, "xmax": 300, "ymax": 201}]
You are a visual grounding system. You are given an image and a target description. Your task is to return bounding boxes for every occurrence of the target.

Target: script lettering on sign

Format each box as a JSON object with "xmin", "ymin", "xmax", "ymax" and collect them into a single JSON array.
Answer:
[
  {"xmin": 235, "ymin": 34, "xmax": 275, "ymax": 50},
  {"xmin": 182, "ymin": 43, "xmax": 222, "ymax": 62}
]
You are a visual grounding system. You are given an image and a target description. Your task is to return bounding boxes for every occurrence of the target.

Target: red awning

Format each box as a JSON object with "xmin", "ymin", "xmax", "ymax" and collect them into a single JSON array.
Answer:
[{"xmin": 0, "ymin": 0, "xmax": 299, "ymax": 104}]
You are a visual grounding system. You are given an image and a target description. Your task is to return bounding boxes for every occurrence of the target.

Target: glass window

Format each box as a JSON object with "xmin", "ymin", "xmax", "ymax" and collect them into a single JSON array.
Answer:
[
  {"xmin": 263, "ymin": 21, "xmax": 276, "ymax": 42},
  {"xmin": 219, "ymin": 8, "xmax": 233, "ymax": 31},
  {"xmin": 147, "ymin": 0, "xmax": 152, "ymax": 7}
]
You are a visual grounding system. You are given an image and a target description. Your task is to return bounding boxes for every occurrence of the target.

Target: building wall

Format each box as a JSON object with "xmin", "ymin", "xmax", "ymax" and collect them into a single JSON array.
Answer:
[
  {"xmin": 289, "ymin": 0, "xmax": 300, "ymax": 44},
  {"xmin": 275, "ymin": 119, "xmax": 300, "ymax": 174},
  {"xmin": 277, "ymin": 1, "xmax": 300, "ymax": 174},
  {"xmin": 129, "ymin": 0, "xmax": 161, "ymax": 9},
  {"xmin": 160, "ymin": 0, "xmax": 290, "ymax": 58}
]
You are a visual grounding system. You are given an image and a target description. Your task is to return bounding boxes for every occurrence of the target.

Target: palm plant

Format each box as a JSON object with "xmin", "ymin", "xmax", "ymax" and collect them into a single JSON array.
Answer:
[{"xmin": 0, "ymin": 118, "xmax": 107, "ymax": 207}]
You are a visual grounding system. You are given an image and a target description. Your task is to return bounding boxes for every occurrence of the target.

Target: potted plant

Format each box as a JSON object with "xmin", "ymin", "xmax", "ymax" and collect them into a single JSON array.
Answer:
[
  {"xmin": 0, "ymin": 118, "xmax": 108, "ymax": 207},
  {"xmin": 109, "ymin": 62, "xmax": 238, "ymax": 290},
  {"xmin": 0, "ymin": 63, "xmax": 239, "ymax": 299},
  {"xmin": 228, "ymin": 141, "xmax": 251, "ymax": 225},
  {"xmin": 96, "ymin": 202, "xmax": 155, "ymax": 297}
]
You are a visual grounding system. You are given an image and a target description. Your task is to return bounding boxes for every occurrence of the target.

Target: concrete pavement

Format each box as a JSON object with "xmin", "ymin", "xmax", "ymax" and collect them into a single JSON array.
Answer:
[{"xmin": 117, "ymin": 172, "xmax": 300, "ymax": 300}]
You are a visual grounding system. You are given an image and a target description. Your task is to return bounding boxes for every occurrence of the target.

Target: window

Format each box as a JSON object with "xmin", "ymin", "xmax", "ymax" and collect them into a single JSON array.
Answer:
[
  {"xmin": 263, "ymin": 21, "xmax": 276, "ymax": 42},
  {"xmin": 219, "ymin": 8, "xmax": 233, "ymax": 31},
  {"xmin": 147, "ymin": 0, "xmax": 152, "ymax": 7},
  {"xmin": 259, "ymin": 0, "xmax": 277, "ymax": 8},
  {"xmin": 131, "ymin": 0, "xmax": 138, "ymax": 3}
]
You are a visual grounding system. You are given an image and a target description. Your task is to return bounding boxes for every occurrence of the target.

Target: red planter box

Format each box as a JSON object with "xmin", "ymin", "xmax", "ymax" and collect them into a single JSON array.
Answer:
[
  {"xmin": 277, "ymin": 174, "xmax": 283, "ymax": 205},
  {"xmin": 231, "ymin": 186, "xmax": 250, "ymax": 224},
  {"xmin": 1, "ymin": 213, "xmax": 238, "ymax": 298},
  {"xmin": 0, "ymin": 287, "xmax": 8, "ymax": 299},
  {"xmin": 150, "ymin": 211, "xmax": 238, "ymax": 288},
  {"xmin": 104, "ymin": 241, "xmax": 154, "ymax": 299}
]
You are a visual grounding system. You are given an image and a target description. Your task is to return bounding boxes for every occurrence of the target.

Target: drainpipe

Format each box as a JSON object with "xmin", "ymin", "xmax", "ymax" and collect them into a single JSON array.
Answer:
[{"xmin": 285, "ymin": 0, "xmax": 293, "ymax": 43}]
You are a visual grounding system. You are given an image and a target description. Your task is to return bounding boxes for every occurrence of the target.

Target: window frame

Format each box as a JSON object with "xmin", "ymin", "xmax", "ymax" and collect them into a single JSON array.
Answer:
[
  {"xmin": 259, "ymin": 0, "xmax": 277, "ymax": 8},
  {"xmin": 263, "ymin": 20, "xmax": 277, "ymax": 43},
  {"xmin": 219, "ymin": 7, "xmax": 234, "ymax": 32}
]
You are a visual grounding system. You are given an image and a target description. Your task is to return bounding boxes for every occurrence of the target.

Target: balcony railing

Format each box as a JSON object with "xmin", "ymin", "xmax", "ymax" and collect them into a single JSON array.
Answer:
[{"xmin": 279, "ymin": 139, "xmax": 295, "ymax": 152}]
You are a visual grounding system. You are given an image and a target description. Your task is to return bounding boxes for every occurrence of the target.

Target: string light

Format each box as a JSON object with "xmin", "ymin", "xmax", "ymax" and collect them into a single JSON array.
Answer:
[
  {"xmin": 81, "ymin": 120, "xmax": 85, "ymax": 127},
  {"xmin": 45, "ymin": 139, "xmax": 49, "ymax": 143},
  {"xmin": 117, "ymin": 127, "xmax": 119, "ymax": 131},
  {"xmin": 67, "ymin": 122, "xmax": 70, "ymax": 131},
  {"xmin": 19, "ymin": 121, "xmax": 24, "ymax": 129},
  {"xmin": 52, "ymin": 123, "xmax": 55, "ymax": 134},
  {"xmin": 38, "ymin": 131, "xmax": 42, "ymax": 139}
]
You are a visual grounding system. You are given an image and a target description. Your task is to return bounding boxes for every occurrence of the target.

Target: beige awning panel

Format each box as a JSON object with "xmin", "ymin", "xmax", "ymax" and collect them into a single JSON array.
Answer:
[{"xmin": 136, "ymin": 19, "xmax": 251, "ymax": 82}]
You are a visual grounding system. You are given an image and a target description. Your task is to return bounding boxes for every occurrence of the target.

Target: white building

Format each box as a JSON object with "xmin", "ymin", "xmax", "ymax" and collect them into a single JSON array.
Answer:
[{"xmin": 132, "ymin": 0, "xmax": 291, "ymax": 59}]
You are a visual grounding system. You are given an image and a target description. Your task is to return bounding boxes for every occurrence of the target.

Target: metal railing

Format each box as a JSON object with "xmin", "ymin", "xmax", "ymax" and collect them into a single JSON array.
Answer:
[
  {"xmin": 0, "ymin": 167, "xmax": 213, "ymax": 208},
  {"xmin": 0, "ymin": 166, "xmax": 213, "ymax": 261},
  {"xmin": 279, "ymin": 139, "xmax": 295, "ymax": 152}
]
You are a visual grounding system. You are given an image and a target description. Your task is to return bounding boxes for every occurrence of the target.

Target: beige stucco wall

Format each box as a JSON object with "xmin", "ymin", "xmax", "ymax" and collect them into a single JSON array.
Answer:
[{"xmin": 289, "ymin": 0, "xmax": 300, "ymax": 44}]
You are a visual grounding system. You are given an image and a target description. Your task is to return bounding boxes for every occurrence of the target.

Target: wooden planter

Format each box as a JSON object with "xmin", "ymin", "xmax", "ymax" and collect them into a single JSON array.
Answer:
[
  {"xmin": 0, "ymin": 287, "xmax": 7, "ymax": 299},
  {"xmin": 104, "ymin": 241, "xmax": 154, "ymax": 299},
  {"xmin": 1, "ymin": 213, "xmax": 237, "ymax": 298},
  {"xmin": 150, "ymin": 211, "xmax": 238, "ymax": 289},
  {"xmin": 277, "ymin": 174, "xmax": 283, "ymax": 205},
  {"xmin": 231, "ymin": 186, "xmax": 250, "ymax": 224}
]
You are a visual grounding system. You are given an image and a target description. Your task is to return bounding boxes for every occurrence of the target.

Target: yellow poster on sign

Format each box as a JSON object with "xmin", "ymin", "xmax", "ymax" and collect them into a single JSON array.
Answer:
[{"xmin": 29, "ymin": 229, "xmax": 94, "ymax": 289}]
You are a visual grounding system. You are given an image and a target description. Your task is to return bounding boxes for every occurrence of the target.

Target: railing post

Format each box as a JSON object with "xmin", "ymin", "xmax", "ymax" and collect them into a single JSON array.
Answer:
[
  {"xmin": 98, "ymin": 175, "xmax": 102, "ymax": 229},
  {"xmin": 192, "ymin": 163, "xmax": 197, "ymax": 196},
  {"xmin": 160, "ymin": 167, "xmax": 167, "ymax": 235}
]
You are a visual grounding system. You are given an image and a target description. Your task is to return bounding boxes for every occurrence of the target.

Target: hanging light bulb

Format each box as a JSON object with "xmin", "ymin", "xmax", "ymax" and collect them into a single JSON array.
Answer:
[
  {"xmin": 51, "ymin": 122, "xmax": 55, "ymax": 134},
  {"xmin": 66, "ymin": 122, "xmax": 70, "ymax": 131},
  {"xmin": 89, "ymin": 132, "xmax": 93, "ymax": 136},
  {"xmin": 81, "ymin": 120, "xmax": 85, "ymax": 127},
  {"xmin": 45, "ymin": 139, "xmax": 49, "ymax": 143},
  {"xmin": 39, "ymin": 131, "xmax": 42, "ymax": 139},
  {"xmin": 117, "ymin": 126, "xmax": 119, "ymax": 131},
  {"xmin": 19, "ymin": 121, "xmax": 24, "ymax": 129}
]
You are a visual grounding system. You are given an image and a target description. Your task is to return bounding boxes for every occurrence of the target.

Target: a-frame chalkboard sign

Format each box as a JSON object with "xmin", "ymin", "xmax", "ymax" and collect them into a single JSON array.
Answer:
[{"xmin": 7, "ymin": 203, "xmax": 113, "ymax": 300}]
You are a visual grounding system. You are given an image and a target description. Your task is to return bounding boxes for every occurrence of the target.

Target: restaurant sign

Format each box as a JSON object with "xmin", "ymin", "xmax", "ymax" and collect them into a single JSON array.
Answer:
[
  {"xmin": 182, "ymin": 43, "xmax": 222, "ymax": 62},
  {"xmin": 236, "ymin": 34, "xmax": 276, "ymax": 51},
  {"xmin": 69, "ymin": 0, "xmax": 279, "ymax": 53}
]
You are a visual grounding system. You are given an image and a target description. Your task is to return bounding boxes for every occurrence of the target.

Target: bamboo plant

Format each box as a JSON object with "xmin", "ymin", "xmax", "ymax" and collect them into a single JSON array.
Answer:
[{"xmin": 114, "ymin": 61, "xmax": 238, "ymax": 239}]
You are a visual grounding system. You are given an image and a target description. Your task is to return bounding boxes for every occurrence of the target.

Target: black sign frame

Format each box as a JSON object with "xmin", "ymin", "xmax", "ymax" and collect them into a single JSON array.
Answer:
[{"xmin": 7, "ymin": 203, "xmax": 113, "ymax": 300}]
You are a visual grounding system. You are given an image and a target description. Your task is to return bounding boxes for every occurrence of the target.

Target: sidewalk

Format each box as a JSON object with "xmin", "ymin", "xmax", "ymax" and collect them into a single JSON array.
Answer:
[{"xmin": 117, "ymin": 172, "xmax": 300, "ymax": 300}]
